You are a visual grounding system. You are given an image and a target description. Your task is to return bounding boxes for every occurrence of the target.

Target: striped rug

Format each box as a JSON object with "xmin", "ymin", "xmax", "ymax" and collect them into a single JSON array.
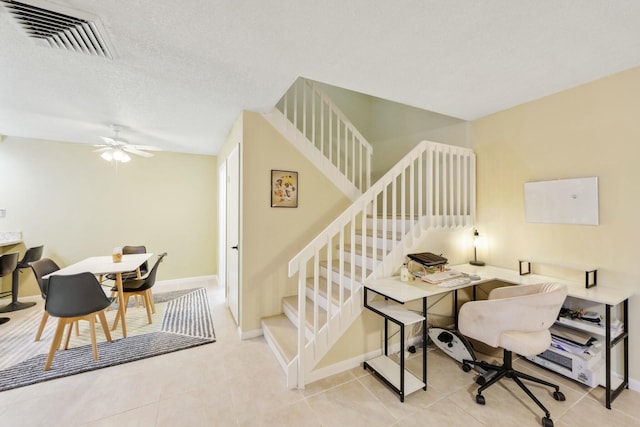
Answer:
[{"xmin": 0, "ymin": 287, "xmax": 215, "ymax": 392}]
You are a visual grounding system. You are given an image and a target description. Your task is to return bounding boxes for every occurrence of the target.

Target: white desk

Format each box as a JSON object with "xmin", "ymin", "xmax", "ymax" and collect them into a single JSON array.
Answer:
[
  {"xmin": 450, "ymin": 263, "xmax": 632, "ymax": 409},
  {"xmin": 47, "ymin": 253, "xmax": 153, "ymax": 338}
]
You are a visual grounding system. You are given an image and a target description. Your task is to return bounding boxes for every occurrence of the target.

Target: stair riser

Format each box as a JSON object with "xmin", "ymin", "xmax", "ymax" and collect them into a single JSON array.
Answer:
[
  {"xmin": 319, "ymin": 266, "xmax": 363, "ymax": 288},
  {"xmin": 282, "ymin": 301, "xmax": 315, "ymax": 341},
  {"xmin": 363, "ymin": 235, "xmax": 399, "ymax": 248},
  {"xmin": 304, "ymin": 287, "xmax": 339, "ymax": 312},
  {"xmin": 366, "ymin": 218, "xmax": 415, "ymax": 229},
  {"xmin": 342, "ymin": 251, "xmax": 378, "ymax": 270}
]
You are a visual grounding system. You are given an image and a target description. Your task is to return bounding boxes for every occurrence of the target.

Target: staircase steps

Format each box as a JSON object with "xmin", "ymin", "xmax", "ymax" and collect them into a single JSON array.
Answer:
[
  {"xmin": 304, "ymin": 276, "xmax": 351, "ymax": 311},
  {"xmin": 262, "ymin": 314, "xmax": 299, "ymax": 366}
]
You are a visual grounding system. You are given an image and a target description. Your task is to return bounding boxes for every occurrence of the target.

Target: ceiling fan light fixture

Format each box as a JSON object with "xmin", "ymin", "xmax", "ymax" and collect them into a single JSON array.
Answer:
[
  {"xmin": 112, "ymin": 148, "xmax": 130, "ymax": 163},
  {"xmin": 101, "ymin": 150, "xmax": 113, "ymax": 162}
]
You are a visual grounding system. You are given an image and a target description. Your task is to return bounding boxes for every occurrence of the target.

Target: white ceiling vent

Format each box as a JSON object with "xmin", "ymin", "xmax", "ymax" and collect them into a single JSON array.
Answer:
[{"xmin": 0, "ymin": 0, "xmax": 116, "ymax": 59}]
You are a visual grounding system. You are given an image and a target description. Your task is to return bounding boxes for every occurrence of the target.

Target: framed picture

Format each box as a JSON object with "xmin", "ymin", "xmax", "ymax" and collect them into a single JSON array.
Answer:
[{"xmin": 271, "ymin": 170, "xmax": 298, "ymax": 208}]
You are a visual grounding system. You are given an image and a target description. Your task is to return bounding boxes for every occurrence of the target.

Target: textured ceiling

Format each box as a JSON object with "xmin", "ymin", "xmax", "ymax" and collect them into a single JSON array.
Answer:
[{"xmin": 1, "ymin": 0, "xmax": 640, "ymax": 155}]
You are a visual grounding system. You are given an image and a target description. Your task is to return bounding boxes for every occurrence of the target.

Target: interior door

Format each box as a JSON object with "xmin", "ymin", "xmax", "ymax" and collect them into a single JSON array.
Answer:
[
  {"xmin": 226, "ymin": 145, "xmax": 240, "ymax": 325},
  {"xmin": 218, "ymin": 161, "xmax": 227, "ymax": 297}
]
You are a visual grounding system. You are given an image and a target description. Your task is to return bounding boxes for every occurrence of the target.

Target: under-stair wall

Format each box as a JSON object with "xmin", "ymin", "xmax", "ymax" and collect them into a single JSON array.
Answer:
[{"xmin": 263, "ymin": 140, "xmax": 475, "ymax": 388}]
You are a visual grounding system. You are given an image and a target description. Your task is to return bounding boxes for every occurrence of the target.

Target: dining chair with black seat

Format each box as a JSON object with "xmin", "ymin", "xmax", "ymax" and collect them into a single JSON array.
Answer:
[
  {"xmin": 112, "ymin": 252, "xmax": 167, "ymax": 327},
  {"xmin": 0, "ymin": 252, "xmax": 20, "ymax": 325},
  {"xmin": 44, "ymin": 272, "xmax": 113, "ymax": 371},
  {"xmin": 0, "ymin": 245, "xmax": 43, "ymax": 313},
  {"xmin": 29, "ymin": 257, "xmax": 61, "ymax": 341},
  {"xmin": 106, "ymin": 245, "xmax": 149, "ymax": 308}
]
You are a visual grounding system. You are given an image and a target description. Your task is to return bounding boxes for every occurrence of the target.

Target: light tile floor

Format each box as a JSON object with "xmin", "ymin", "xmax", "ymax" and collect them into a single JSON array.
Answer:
[{"xmin": 0, "ymin": 277, "xmax": 639, "ymax": 426}]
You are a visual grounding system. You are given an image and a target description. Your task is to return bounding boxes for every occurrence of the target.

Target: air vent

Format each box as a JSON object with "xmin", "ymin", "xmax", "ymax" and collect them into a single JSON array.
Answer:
[{"xmin": 0, "ymin": 0, "xmax": 115, "ymax": 59}]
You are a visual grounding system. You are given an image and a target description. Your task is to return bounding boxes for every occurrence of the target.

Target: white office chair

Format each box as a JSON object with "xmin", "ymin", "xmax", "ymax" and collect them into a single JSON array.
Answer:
[{"xmin": 458, "ymin": 282, "xmax": 568, "ymax": 427}]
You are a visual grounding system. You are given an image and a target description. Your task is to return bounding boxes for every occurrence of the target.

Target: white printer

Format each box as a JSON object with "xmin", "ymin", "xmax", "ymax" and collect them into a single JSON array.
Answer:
[{"xmin": 525, "ymin": 324, "xmax": 604, "ymax": 387}]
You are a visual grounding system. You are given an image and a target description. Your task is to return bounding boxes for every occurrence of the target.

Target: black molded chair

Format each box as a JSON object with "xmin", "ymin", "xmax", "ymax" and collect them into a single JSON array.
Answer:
[
  {"xmin": 112, "ymin": 252, "xmax": 167, "ymax": 327},
  {"xmin": 106, "ymin": 245, "xmax": 149, "ymax": 309},
  {"xmin": 0, "ymin": 252, "xmax": 20, "ymax": 325},
  {"xmin": 44, "ymin": 272, "xmax": 113, "ymax": 371},
  {"xmin": 0, "ymin": 245, "xmax": 43, "ymax": 313},
  {"xmin": 106, "ymin": 245, "xmax": 149, "ymax": 281},
  {"xmin": 29, "ymin": 258, "xmax": 61, "ymax": 341}
]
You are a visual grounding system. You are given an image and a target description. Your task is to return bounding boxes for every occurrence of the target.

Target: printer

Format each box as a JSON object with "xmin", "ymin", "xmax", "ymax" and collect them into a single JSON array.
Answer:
[{"xmin": 525, "ymin": 324, "xmax": 604, "ymax": 387}]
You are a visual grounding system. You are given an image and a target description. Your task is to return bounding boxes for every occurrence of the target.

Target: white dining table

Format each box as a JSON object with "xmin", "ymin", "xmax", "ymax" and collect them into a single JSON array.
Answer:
[{"xmin": 46, "ymin": 253, "xmax": 153, "ymax": 338}]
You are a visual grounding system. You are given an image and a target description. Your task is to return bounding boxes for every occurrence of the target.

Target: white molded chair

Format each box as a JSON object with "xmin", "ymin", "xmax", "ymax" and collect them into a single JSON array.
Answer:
[{"xmin": 458, "ymin": 282, "xmax": 568, "ymax": 427}]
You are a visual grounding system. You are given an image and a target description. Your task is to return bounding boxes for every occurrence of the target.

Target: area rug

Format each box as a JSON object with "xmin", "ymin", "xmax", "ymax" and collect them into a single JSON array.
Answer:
[{"xmin": 0, "ymin": 287, "xmax": 215, "ymax": 392}]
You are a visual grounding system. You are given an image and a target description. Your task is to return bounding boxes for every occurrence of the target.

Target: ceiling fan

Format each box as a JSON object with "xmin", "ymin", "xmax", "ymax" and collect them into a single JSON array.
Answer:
[{"xmin": 94, "ymin": 124, "xmax": 162, "ymax": 163}]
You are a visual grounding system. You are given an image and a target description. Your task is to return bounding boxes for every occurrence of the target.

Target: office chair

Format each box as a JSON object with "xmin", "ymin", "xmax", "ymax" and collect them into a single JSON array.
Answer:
[
  {"xmin": 0, "ymin": 252, "xmax": 20, "ymax": 325},
  {"xmin": 0, "ymin": 245, "xmax": 43, "ymax": 313},
  {"xmin": 458, "ymin": 282, "xmax": 568, "ymax": 427},
  {"xmin": 29, "ymin": 258, "xmax": 61, "ymax": 341},
  {"xmin": 44, "ymin": 272, "xmax": 113, "ymax": 371}
]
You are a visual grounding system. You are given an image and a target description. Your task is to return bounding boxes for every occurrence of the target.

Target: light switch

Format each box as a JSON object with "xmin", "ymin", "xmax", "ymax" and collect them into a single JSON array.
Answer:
[{"xmin": 0, "ymin": 209, "xmax": 6, "ymax": 218}]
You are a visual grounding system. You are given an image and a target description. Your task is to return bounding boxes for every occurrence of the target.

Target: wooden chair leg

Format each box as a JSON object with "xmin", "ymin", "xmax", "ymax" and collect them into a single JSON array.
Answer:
[
  {"xmin": 98, "ymin": 311, "xmax": 112, "ymax": 342},
  {"xmin": 35, "ymin": 311, "xmax": 49, "ymax": 342},
  {"xmin": 148, "ymin": 289, "xmax": 156, "ymax": 314},
  {"xmin": 64, "ymin": 321, "xmax": 74, "ymax": 350},
  {"xmin": 45, "ymin": 319, "xmax": 67, "ymax": 371},
  {"xmin": 108, "ymin": 290, "xmax": 117, "ymax": 310},
  {"xmin": 142, "ymin": 292, "xmax": 152, "ymax": 324},
  {"xmin": 112, "ymin": 294, "xmax": 129, "ymax": 330},
  {"xmin": 75, "ymin": 320, "xmax": 80, "ymax": 336},
  {"xmin": 89, "ymin": 315, "xmax": 98, "ymax": 361}
]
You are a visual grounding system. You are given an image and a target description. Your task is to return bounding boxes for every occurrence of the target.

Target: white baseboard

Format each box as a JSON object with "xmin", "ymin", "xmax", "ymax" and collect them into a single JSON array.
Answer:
[
  {"xmin": 241, "ymin": 328, "xmax": 263, "ymax": 340},
  {"xmin": 155, "ymin": 275, "xmax": 218, "ymax": 288}
]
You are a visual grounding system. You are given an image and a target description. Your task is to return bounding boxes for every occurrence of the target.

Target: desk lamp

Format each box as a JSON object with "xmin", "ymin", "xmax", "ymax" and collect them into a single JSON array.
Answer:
[{"xmin": 469, "ymin": 228, "xmax": 485, "ymax": 266}]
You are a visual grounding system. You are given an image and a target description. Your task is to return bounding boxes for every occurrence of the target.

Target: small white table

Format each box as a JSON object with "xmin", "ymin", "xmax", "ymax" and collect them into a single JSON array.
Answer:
[
  {"xmin": 47, "ymin": 253, "xmax": 153, "ymax": 338},
  {"xmin": 364, "ymin": 275, "xmax": 479, "ymax": 401}
]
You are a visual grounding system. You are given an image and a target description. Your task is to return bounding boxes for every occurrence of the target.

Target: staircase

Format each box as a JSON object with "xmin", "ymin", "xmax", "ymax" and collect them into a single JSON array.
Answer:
[
  {"xmin": 264, "ymin": 78, "xmax": 373, "ymax": 201},
  {"xmin": 262, "ymin": 137, "xmax": 476, "ymax": 388}
]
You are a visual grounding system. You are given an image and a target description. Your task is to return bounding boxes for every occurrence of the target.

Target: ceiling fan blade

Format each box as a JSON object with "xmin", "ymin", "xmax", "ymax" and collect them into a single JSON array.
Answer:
[
  {"xmin": 100, "ymin": 136, "xmax": 116, "ymax": 144},
  {"xmin": 129, "ymin": 144, "xmax": 162, "ymax": 152},
  {"xmin": 123, "ymin": 147, "xmax": 154, "ymax": 157},
  {"xmin": 93, "ymin": 147, "xmax": 112, "ymax": 153}
]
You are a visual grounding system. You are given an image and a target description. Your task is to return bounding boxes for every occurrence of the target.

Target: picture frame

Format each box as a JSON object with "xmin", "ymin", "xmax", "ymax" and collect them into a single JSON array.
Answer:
[{"xmin": 271, "ymin": 170, "xmax": 298, "ymax": 208}]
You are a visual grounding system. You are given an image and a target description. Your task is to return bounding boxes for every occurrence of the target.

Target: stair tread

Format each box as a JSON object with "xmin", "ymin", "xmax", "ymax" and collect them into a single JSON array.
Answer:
[
  {"xmin": 262, "ymin": 314, "xmax": 298, "ymax": 364},
  {"xmin": 283, "ymin": 295, "xmax": 327, "ymax": 329},
  {"xmin": 305, "ymin": 276, "xmax": 352, "ymax": 303}
]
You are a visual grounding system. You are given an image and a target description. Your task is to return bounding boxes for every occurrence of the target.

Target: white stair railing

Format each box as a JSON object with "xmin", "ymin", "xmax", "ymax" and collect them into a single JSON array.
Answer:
[
  {"xmin": 274, "ymin": 78, "xmax": 373, "ymax": 197},
  {"xmin": 288, "ymin": 140, "xmax": 475, "ymax": 388}
]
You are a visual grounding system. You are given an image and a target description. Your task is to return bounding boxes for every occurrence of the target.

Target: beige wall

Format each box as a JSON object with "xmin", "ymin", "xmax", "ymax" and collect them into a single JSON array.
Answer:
[
  {"xmin": 0, "ymin": 136, "xmax": 217, "ymax": 297},
  {"xmin": 315, "ymin": 80, "xmax": 470, "ymax": 181},
  {"xmin": 471, "ymin": 67, "xmax": 640, "ymax": 380},
  {"xmin": 239, "ymin": 111, "xmax": 352, "ymax": 332}
]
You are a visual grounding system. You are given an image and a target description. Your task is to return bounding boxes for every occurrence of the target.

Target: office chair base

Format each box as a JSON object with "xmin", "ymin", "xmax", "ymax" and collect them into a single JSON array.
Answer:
[
  {"xmin": 463, "ymin": 350, "xmax": 565, "ymax": 427},
  {"xmin": 0, "ymin": 300, "xmax": 37, "ymax": 313},
  {"xmin": 0, "ymin": 317, "xmax": 9, "ymax": 325}
]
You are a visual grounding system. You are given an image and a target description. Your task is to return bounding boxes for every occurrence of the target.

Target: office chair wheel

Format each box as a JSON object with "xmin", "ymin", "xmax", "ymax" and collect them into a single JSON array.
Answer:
[
  {"xmin": 475, "ymin": 375, "xmax": 486, "ymax": 386},
  {"xmin": 475, "ymin": 394, "xmax": 485, "ymax": 405},
  {"xmin": 553, "ymin": 391, "xmax": 565, "ymax": 401},
  {"xmin": 462, "ymin": 363, "xmax": 472, "ymax": 372},
  {"xmin": 542, "ymin": 416, "xmax": 554, "ymax": 427}
]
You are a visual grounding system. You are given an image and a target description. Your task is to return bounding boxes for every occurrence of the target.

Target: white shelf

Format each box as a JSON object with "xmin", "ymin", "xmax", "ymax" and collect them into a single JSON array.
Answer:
[
  {"xmin": 366, "ymin": 355, "xmax": 425, "ymax": 397},
  {"xmin": 368, "ymin": 300, "xmax": 424, "ymax": 326},
  {"xmin": 556, "ymin": 316, "xmax": 624, "ymax": 339}
]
